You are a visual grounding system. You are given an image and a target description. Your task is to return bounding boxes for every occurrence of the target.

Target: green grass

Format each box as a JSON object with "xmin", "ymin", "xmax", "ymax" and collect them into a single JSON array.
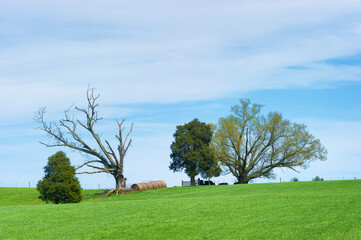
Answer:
[
  {"xmin": 0, "ymin": 188, "xmax": 104, "ymax": 207},
  {"xmin": 0, "ymin": 180, "xmax": 360, "ymax": 239}
]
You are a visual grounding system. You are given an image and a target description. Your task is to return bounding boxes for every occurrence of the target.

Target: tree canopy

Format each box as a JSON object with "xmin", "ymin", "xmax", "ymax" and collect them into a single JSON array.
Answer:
[
  {"xmin": 37, "ymin": 151, "xmax": 82, "ymax": 204},
  {"xmin": 212, "ymin": 99, "xmax": 327, "ymax": 184},
  {"xmin": 170, "ymin": 118, "xmax": 221, "ymax": 185}
]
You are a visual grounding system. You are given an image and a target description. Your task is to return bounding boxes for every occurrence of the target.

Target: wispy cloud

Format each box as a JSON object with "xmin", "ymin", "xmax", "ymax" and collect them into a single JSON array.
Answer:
[
  {"xmin": 0, "ymin": 0, "xmax": 361, "ymax": 187},
  {"xmin": 1, "ymin": 0, "xmax": 361, "ymax": 120}
]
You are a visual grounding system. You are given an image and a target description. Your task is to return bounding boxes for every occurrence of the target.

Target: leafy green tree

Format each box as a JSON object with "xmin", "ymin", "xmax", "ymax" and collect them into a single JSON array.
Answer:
[
  {"xmin": 37, "ymin": 151, "xmax": 82, "ymax": 204},
  {"xmin": 170, "ymin": 118, "xmax": 221, "ymax": 186},
  {"xmin": 199, "ymin": 155, "xmax": 222, "ymax": 182},
  {"xmin": 212, "ymin": 99, "xmax": 327, "ymax": 184}
]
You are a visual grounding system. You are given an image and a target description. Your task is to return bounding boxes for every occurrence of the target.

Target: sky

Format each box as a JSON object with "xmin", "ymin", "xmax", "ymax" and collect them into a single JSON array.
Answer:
[{"xmin": 0, "ymin": 0, "xmax": 360, "ymax": 189}]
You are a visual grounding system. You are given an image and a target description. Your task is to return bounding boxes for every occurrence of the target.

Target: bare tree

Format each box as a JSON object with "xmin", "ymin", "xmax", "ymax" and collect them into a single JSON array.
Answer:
[{"xmin": 36, "ymin": 88, "xmax": 133, "ymax": 194}]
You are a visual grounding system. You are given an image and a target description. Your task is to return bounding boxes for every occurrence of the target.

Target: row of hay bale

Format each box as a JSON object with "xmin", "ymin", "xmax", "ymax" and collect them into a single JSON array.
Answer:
[{"xmin": 131, "ymin": 180, "xmax": 167, "ymax": 191}]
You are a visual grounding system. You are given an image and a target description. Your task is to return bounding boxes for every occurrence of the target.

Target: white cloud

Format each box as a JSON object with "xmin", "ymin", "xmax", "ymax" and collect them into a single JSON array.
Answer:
[
  {"xmin": 0, "ymin": 0, "xmax": 361, "ymax": 187},
  {"xmin": 1, "ymin": 1, "xmax": 361, "ymax": 122},
  {"xmin": 300, "ymin": 119, "xmax": 361, "ymax": 155},
  {"xmin": 270, "ymin": 118, "xmax": 361, "ymax": 181}
]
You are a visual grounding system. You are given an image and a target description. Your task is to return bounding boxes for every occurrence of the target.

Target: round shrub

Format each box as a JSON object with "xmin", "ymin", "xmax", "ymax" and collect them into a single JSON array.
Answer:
[
  {"xmin": 290, "ymin": 177, "xmax": 299, "ymax": 182},
  {"xmin": 37, "ymin": 151, "xmax": 82, "ymax": 204},
  {"xmin": 312, "ymin": 176, "xmax": 324, "ymax": 181}
]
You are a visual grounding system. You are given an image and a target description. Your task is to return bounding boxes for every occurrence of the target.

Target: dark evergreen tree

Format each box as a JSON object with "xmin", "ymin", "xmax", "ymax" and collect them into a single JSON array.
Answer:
[
  {"xmin": 169, "ymin": 118, "xmax": 221, "ymax": 186},
  {"xmin": 37, "ymin": 151, "xmax": 82, "ymax": 204}
]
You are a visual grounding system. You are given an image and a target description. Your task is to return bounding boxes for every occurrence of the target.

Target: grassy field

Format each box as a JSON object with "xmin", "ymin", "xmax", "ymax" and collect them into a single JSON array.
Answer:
[
  {"xmin": 0, "ymin": 188, "xmax": 104, "ymax": 207},
  {"xmin": 0, "ymin": 180, "xmax": 360, "ymax": 239}
]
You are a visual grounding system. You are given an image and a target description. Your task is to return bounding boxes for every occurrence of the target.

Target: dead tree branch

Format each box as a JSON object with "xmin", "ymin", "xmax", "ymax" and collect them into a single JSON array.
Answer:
[{"xmin": 36, "ymin": 87, "xmax": 133, "ymax": 190}]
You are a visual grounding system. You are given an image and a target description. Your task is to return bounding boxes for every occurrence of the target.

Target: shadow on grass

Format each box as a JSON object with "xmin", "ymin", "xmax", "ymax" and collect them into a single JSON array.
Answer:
[{"xmin": 82, "ymin": 190, "xmax": 108, "ymax": 201}]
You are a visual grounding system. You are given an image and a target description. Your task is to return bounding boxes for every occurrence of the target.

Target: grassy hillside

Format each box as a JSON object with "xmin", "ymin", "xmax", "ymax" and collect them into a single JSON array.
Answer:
[
  {"xmin": 0, "ymin": 180, "xmax": 360, "ymax": 239},
  {"xmin": 0, "ymin": 188, "xmax": 104, "ymax": 207}
]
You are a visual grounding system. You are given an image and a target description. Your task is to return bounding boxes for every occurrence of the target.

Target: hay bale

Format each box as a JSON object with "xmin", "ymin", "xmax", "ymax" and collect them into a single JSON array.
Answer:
[
  {"xmin": 153, "ymin": 181, "xmax": 162, "ymax": 188},
  {"xmin": 153, "ymin": 180, "xmax": 166, "ymax": 189},
  {"xmin": 141, "ymin": 182, "xmax": 151, "ymax": 191},
  {"xmin": 130, "ymin": 183, "xmax": 140, "ymax": 191},
  {"xmin": 147, "ymin": 181, "xmax": 158, "ymax": 189},
  {"xmin": 157, "ymin": 180, "xmax": 167, "ymax": 188},
  {"xmin": 144, "ymin": 182, "xmax": 153, "ymax": 190},
  {"xmin": 131, "ymin": 180, "xmax": 167, "ymax": 191},
  {"xmin": 131, "ymin": 183, "xmax": 149, "ymax": 191}
]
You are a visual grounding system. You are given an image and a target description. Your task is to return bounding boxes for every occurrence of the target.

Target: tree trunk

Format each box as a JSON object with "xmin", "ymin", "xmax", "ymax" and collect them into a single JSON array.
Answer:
[
  {"xmin": 238, "ymin": 174, "xmax": 249, "ymax": 184},
  {"xmin": 115, "ymin": 175, "xmax": 126, "ymax": 189},
  {"xmin": 190, "ymin": 176, "xmax": 196, "ymax": 186},
  {"xmin": 240, "ymin": 179, "xmax": 249, "ymax": 184}
]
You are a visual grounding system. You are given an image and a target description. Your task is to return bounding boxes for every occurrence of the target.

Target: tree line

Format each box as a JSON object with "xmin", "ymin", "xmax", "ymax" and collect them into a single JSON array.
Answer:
[
  {"xmin": 36, "ymin": 88, "xmax": 327, "ymax": 203},
  {"xmin": 169, "ymin": 99, "xmax": 327, "ymax": 185}
]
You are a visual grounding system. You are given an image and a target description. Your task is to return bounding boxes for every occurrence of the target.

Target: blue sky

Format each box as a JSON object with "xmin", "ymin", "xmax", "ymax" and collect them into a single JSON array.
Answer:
[{"xmin": 0, "ymin": 0, "xmax": 360, "ymax": 188}]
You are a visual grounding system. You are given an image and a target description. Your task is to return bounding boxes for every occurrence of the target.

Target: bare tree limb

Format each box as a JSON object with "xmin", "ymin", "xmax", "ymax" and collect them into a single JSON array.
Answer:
[
  {"xmin": 75, "ymin": 160, "xmax": 103, "ymax": 170},
  {"xmin": 36, "ymin": 87, "xmax": 134, "ymax": 190},
  {"xmin": 76, "ymin": 170, "xmax": 110, "ymax": 174}
]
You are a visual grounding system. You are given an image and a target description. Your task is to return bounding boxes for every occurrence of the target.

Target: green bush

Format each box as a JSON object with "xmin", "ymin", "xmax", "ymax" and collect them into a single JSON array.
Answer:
[
  {"xmin": 312, "ymin": 176, "xmax": 324, "ymax": 181},
  {"xmin": 37, "ymin": 151, "xmax": 82, "ymax": 204},
  {"xmin": 290, "ymin": 177, "xmax": 299, "ymax": 182}
]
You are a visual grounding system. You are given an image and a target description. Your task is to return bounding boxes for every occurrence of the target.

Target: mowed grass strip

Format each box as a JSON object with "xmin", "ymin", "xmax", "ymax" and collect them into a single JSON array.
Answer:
[
  {"xmin": 0, "ymin": 180, "xmax": 360, "ymax": 239},
  {"xmin": 0, "ymin": 187, "xmax": 44, "ymax": 206},
  {"xmin": 0, "ymin": 188, "xmax": 104, "ymax": 207}
]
